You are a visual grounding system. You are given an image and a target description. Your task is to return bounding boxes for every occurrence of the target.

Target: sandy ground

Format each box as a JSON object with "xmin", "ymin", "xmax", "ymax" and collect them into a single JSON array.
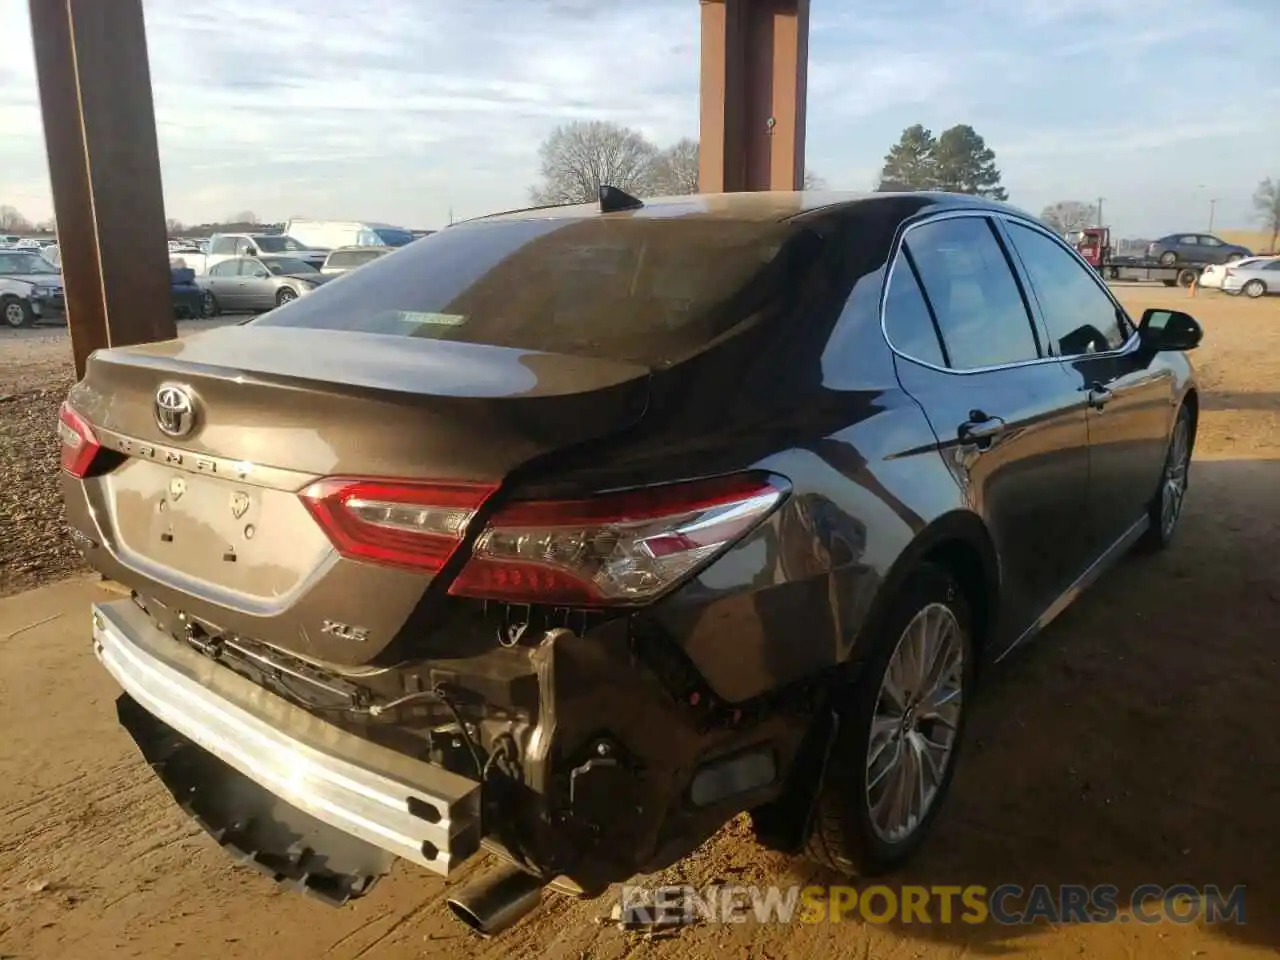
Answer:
[{"xmin": 0, "ymin": 289, "xmax": 1277, "ymax": 959}]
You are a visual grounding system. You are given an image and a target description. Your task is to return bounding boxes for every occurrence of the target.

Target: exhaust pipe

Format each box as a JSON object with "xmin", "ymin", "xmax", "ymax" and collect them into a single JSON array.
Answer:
[{"xmin": 446, "ymin": 863, "xmax": 547, "ymax": 937}]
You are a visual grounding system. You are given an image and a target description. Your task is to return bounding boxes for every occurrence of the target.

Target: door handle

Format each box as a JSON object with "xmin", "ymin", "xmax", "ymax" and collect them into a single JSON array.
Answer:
[
  {"xmin": 1086, "ymin": 383, "xmax": 1114, "ymax": 410},
  {"xmin": 958, "ymin": 409, "xmax": 1006, "ymax": 450}
]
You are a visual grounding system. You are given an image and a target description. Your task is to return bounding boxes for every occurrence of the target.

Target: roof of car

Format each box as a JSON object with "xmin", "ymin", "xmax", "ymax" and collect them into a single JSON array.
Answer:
[{"xmin": 469, "ymin": 190, "xmax": 1017, "ymax": 225}]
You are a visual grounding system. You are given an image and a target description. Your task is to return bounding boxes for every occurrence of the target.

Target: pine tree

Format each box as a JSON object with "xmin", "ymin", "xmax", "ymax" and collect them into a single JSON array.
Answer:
[
  {"xmin": 876, "ymin": 124, "xmax": 937, "ymax": 192},
  {"xmin": 932, "ymin": 125, "xmax": 1007, "ymax": 200}
]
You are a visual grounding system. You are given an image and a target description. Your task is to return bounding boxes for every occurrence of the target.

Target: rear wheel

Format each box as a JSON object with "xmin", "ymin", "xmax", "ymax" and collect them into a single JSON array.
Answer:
[
  {"xmin": 2, "ymin": 296, "xmax": 35, "ymax": 329},
  {"xmin": 1177, "ymin": 268, "xmax": 1199, "ymax": 288},
  {"xmin": 1139, "ymin": 405, "xmax": 1193, "ymax": 552},
  {"xmin": 804, "ymin": 563, "xmax": 973, "ymax": 876},
  {"xmin": 200, "ymin": 290, "xmax": 219, "ymax": 318},
  {"xmin": 276, "ymin": 287, "xmax": 298, "ymax": 307},
  {"xmin": 1225, "ymin": 253, "xmax": 1244, "ymax": 263},
  {"xmin": 1158, "ymin": 251, "xmax": 1177, "ymax": 266},
  {"xmin": 1243, "ymin": 280, "xmax": 1267, "ymax": 299}
]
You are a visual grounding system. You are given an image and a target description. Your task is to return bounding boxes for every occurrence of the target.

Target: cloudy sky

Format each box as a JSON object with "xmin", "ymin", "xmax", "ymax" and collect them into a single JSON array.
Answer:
[{"xmin": 0, "ymin": 0, "xmax": 1275, "ymax": 236}]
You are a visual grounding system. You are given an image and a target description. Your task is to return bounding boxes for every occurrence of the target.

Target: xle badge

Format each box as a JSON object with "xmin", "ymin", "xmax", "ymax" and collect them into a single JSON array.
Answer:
[
  {"xmin": 230, "ymin": 491, "xmax": 250, "ymax": 519},
  {"xmin": 321, "ymin": 620, "xmax": 370, "ymax": 643}
]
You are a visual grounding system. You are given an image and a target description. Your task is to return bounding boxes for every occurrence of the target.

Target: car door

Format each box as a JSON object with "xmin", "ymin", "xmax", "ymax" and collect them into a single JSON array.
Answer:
[
  {"xmin": 237, "ymin": 258, "xmax": 277, "ymax": 310},
  {"xmin": 205, "ymin": 259, "xmax": 243, "ymax": 307},
  {"xmin": 886, "ymin": 213, "xmax": 1093, "ymax": 652},
  {"xmin": 1198, "ymin": 235, "xmax": 1226, "ymax": 264},
  {"xmin": 1000, "ymin": 218, "xmax": 1175, "ymax": 557}
]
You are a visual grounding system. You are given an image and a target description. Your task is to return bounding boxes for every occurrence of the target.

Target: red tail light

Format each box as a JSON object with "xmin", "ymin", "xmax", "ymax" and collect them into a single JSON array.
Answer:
[
  {"xmin": 299, "ymin": 478, "xmax": 496, "ymax": 572},
  {"xmin": 448, "ymin": 473, "xmax": 787, "ymax": 606},
  {"xmin": 57, "ymin": 402, "xmax": 103, "ymax": 478}
]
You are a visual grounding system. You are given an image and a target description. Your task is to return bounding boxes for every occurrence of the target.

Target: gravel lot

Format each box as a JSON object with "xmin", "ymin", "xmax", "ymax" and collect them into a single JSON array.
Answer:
[{"xmin": 1, "ymin": 292, "xmax": 1278, "ymax": 959}]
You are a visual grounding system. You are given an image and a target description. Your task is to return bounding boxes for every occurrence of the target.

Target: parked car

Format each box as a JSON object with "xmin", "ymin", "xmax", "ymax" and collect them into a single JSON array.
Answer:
[
  {"xmin": 0, "ymin": 249, "xmax": 64, "ymax": 327},
  {"xmin": 170, "ymin": 266, "xmax": 206, "ymax": 318},
  {"xmin": 1220, "ymin": 256, "xmax": 1280, "ymax": 297},
  {"xmin": 284, "ymin": 218, "xmax": 416, "ymax": 250},
  {"xmin": 195, "ymin": 254, "xmax": 334, "ymax": 314},
  {"xmin": 320, "ymin": 245, "xmax": 394, "ymax": 275},
  {"xmin": 1146, "ymin": 233, "xmax": 1251, "ymax": 266},
  {"xmin": 177, "ymin": 233, "xmax": 329, "ymax": 276},
  {"xmin": 61, "ymin": 190, "xmax": 1202, "ymax": 936},
  {"xmin": 1199, "ymin": 255, "xmax": 1278, "ymax": 290}
]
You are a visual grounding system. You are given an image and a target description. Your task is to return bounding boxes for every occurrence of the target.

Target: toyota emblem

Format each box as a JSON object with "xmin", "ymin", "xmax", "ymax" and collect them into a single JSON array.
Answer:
[{"xmin": 154, "ymin": 384, "xmax": 196, "ymax": 438}]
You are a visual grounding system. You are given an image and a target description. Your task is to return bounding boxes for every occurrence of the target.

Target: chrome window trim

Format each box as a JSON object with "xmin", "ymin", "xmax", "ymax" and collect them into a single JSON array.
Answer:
[{"xmin": 880, "ymin": 208, "xmax": 1141, "ymax": 376}]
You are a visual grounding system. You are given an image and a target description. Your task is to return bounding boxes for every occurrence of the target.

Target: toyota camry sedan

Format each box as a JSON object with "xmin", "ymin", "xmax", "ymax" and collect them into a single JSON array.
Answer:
[{"xmin": 61, "ymin": 188, "xmax": 1201, "ymax": 935}]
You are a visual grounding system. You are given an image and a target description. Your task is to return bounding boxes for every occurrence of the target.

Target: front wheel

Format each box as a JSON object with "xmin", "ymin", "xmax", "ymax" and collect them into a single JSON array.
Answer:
[
  {"xmin": 2, "ymin": 296, "xmax": 35, "ymax": 329},
  {"xmin": 1158, "ymin": 251, "xmax": 1177, "ymax": 266},
  {"xmin": 1225, "ymin": 253, "xmax": 1244, "ymax": 263},
  {"xmin": 1243, "ymin": 280, "xmax": 1267, "ymax": 299},
  {"xmin": 199, "ymin": 290, "xmax": 220, "ymax": 318},
  {"xmin": 276, "ymin": 287, "xmax": 298, "ymax": 307},
  {"xmin": 804, "ymin": 563, "xmax": 974, "ymax": 876}
]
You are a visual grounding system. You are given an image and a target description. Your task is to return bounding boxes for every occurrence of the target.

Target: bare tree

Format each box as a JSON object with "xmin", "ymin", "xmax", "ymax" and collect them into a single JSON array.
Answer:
[
  {"xmin": 0, "ymin": 205, "xmax": 31, "ymax": 232},
  {"xmin": 1040, "ymin": 200, "xmax": 1099, "ymax": 235},
  {"xmin": 529, "ymin": 121, "xmax": 658, "ymax": 204},
  {"xmin": 165, "ymin": 217, "xmax": 184, "ymax": 235},
  {"xmin": 1254, "ymin": 178, "xmax": 1280, "ymax": 252},
  {"xmin": 803, "ymin": 169, "xmax": 827, "ymax": 190},
  {"xmin": 228, "ymin": 210, "xmax": 259, "ymax": 225},
  {"xmin": 651, "ymin": 138, "xmax": 700, "ymax": 195}
]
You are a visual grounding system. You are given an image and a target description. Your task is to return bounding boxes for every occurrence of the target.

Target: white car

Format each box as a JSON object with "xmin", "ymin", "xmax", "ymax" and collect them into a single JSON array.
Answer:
[
  {"xmin": 0, "ymin": 249, "xmax": 64, "ymax": 328},
  {"xmin": 1221, "ymin": 257, "xmax": 1280, "ymax": 298},
  {"xmin": 1200, "ymin": 255, "xmax": 1278, "ymax": 290}
]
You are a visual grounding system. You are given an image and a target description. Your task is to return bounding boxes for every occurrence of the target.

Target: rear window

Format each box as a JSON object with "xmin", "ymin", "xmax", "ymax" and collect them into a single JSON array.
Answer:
[{"xmin": 251, "ymin": 216, "xmax": 819, "ymax": 367}]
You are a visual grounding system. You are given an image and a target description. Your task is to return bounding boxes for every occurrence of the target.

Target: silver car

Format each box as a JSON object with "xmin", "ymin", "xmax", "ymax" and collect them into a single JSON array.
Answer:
[
  {"xmin": 1221, "ymin": 257, "xmax": 1280, "ymax": 298},
  {"xmin": 197, "ymin": 255, "xmax": 334, "ymax": 315}
]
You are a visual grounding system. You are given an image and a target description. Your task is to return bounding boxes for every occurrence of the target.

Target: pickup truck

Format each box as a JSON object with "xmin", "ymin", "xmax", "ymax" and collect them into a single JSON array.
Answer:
[{"xmin": 171, "ymin": 233, "xmax": 329, "ymax": 276}]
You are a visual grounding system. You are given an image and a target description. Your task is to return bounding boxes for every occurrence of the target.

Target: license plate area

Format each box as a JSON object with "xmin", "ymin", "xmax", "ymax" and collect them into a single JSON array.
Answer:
[{"xmin": 107, "ymin": 459, "xmax": 332, "ymax": 598}]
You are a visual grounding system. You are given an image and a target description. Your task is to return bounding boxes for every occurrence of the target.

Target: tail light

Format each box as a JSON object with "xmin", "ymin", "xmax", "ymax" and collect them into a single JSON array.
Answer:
[
  {"xmin": 57, "ymin": 402, "xmax": 103, "ymax": 477},
  {"xmin": 299, "ymin": 478, "xmax": 496, "ymax": 572},
  {"xmin": 448, "ymin": 473, "xmax": 787, "ymax": 606}
]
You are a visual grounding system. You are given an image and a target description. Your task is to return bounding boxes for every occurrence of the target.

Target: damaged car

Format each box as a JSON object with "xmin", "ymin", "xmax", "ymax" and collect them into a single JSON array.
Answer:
[{"xmin": 61, "ymin": 187, "xmax": 1201, "ymax": 935}]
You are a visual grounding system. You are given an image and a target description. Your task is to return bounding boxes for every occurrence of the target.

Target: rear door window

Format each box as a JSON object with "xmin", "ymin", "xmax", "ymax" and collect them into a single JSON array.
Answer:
[
  {"xmin": 883, "ymin": 251, "xmax": 947, "ymax": 368},
  {"xmin": 252, "ymin": 217, "xmax": 822, "ymax": 367},
  {"xmin": 903, "ymin": 216, "xmax": 1041, "ymax": 370}
]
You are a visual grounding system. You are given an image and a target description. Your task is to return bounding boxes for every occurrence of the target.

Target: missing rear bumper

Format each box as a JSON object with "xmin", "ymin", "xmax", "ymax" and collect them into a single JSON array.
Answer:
[{"xmin": 92, "ymin": 598, "xmax": 482, "ymax": 878}]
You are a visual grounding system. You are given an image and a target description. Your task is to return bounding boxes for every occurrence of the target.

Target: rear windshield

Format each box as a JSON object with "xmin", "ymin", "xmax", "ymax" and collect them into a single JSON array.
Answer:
[
  {"xmin": 255, "ymin": 235, "xmax": 308, "ymax": 253},
  {"xmin": 373, "ymin": 228, "xmax": 415, "ymax": 247},
  {"xmin": 251, "ymin": 216, "xmax": 817, "ymax": 366}
]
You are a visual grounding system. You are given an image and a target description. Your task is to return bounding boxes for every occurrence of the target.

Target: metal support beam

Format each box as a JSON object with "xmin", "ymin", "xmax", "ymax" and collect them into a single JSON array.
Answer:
[
  {"xmin": 29, "ymin": 0, "xmax": 175, "ymax": 379},
  {"xmin": 698, "ymin": 0, "xmax": 809, "ymax": 193}
]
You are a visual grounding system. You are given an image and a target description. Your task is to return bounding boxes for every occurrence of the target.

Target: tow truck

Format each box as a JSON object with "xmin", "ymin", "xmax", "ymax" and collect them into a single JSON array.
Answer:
[{"xmin": 1074, "ymin": 227, "xmax": 1205, "ymax": 288}]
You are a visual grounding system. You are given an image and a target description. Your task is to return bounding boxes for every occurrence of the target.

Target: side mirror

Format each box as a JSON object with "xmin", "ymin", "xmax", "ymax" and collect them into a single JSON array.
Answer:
[
  {"xmin": 253, "ymin": 270, "xmax": 269, "ymax": 279},
  {"xmin": 1139, "ymin": 308, "xmax": 1202, "ymax": 352}
]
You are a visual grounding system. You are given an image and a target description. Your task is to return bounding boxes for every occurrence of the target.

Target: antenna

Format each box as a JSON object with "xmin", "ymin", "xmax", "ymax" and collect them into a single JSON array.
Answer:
[{"xmin": 599, "ymin": 184, "xmax": 644, "ymax": 214}]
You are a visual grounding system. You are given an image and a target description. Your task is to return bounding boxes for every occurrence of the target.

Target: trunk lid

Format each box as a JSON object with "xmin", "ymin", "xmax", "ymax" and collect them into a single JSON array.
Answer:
[{"xmin": 67, "ymin": 325, "xmax": 650, "ymax": 664}]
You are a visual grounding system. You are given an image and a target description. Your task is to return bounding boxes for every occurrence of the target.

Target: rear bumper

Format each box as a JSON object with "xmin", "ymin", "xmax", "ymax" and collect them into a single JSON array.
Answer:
[{"xmin": 91, "ymin": 597, "xmax": 482, "ymax": 876}]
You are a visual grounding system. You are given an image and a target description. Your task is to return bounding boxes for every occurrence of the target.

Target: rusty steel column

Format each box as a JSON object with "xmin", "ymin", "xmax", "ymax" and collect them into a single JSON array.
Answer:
[
  {"xmin": 698, "ymin": 0, "xmax": 809, "ymax": 193},
  {"xmin": 29, "ymin": 0, "xmax": 176, "ymax": 379}
]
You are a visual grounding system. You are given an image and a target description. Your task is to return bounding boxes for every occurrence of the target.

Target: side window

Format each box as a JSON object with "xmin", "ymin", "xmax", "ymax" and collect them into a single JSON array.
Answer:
[
  {"xmin": 904, "ymin": 216, "xmax": 1040, "ymax": 370},
  {"xmin": 883, "ymin": 251, "xmax": 946, "ymax": 367},
  {"xmin": 1004, "ymin": 222, "xmax": 1128, "ymax": 355},
  {"xmin": 1265, "ymin": 261, "xmax": 1280, "ymax": 272},
  {"xmin": 330, "ymin": 252, "xmax": 355, "ymax": 267},
  {"xmin": 1200, "ymin": 236, "xmax": 1222, "ymax": 247},
  {"xmin": 234, "ymin": 238, "xmax": 253, "ymax": 255},
  {"xmin": 1177, "ymin": 235, "xmax": 1198, "ymax": 246},
  {"xmin": 209, "ymin": 259, "xmax": 238, "ymax": 277},
  {"xmin": 209, "ymin": 236, "xmax": 235, "ymax": 255}
]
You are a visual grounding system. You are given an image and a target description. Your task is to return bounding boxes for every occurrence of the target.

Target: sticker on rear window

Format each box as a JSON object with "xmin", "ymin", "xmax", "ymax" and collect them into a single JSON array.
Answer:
[{"xmin": 391, "ymin": 311, "xmax": 466, "ymax": 327}]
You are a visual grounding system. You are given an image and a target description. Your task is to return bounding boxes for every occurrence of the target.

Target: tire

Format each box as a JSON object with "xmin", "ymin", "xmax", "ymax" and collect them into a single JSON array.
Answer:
[
  {"xmin": 804, "ymin": 563, "xmax": 974, "ymax": 877},
  {"xmin": 1176, "ymin": 268, "xmax": 1198, "ymax": 288},
  {"xmin": 1109, "ymin": 267, "xmax": 1120, "ymax": 280},
  {"xmin": 1225, "ymin": 253, "xmax": 1244, "ymax": 263},
  {"xmin": 1243, "ymin": 280, "xmax": 1267, "ymax": 299},
  {"xmin": 1158, "ymin": 251, "xmax": 1177, "ymax": 266},
  {"xmin": 1138, "ymin": 405, "xmax": 1193, "ymax": 552},
  {"xmin": 1162, "ymin": 280, "xmax": 1177, "ymax": 288},
  {"xmin": 2, "ymin": 296, "xmax": 35, "ymax": 329},
  {"xmin": 200, "ymin": 290, "xmax": 220, "ymax": 318},
  {"xmin": 276, "ymin": 287, "xmax": 298, "ymax": 307}
]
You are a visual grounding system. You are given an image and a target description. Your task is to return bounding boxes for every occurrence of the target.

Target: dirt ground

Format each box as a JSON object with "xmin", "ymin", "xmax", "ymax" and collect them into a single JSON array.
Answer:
[{"xmin": 1, "ymin": 289, "xmax": 1277, "ymax": 959}]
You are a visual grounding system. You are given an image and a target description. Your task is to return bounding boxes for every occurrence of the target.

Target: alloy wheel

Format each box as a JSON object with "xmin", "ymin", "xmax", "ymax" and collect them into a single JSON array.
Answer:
[
  {"xmin": 278, "ymin": 288, "xmax": 297, "ymax": 304},
  {"xmin": 1161, "ymin": 416, "xmax": 1190, "ymax": 538},
  {"xmin": 4, "ymin": 302, "xmax": 27, "ymax": 328},
  {"xmin": 865, "ymin": 602, "xmax": 964, "ymax": 844}
]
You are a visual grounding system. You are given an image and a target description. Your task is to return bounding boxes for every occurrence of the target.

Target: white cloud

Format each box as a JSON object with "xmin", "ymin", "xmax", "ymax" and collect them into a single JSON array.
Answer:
[{"xmin": 0, "ymin": 0, "xmax": 1275, "ymax": 235}]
